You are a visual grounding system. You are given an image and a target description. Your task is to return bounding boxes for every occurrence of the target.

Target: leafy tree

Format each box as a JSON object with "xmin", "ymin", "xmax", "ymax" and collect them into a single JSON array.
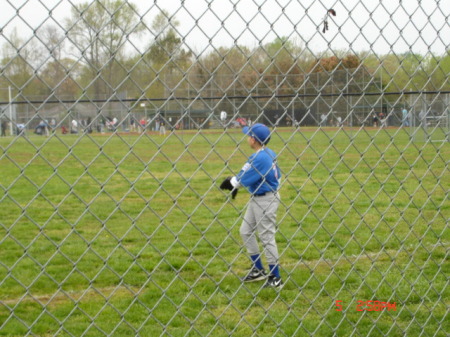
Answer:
[
  {"xmin": 378, "ymin": 53, "xmax": 425, "ymax": 92},
  {"xmin": 258, "ymin": 38, "xmax": 305, "ymax": 96},
  {"xmin": 426, "ymin": 52, "xmax": 450, "ymax": 91},
  {"xmin": 308, "ymin": 53, "xmax": 360, "ymax": 73}
]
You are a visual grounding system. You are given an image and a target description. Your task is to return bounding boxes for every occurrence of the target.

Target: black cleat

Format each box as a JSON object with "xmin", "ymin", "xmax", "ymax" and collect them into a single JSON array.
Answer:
[
  {"xmin": 263, "ymin": 275, "xmax": 283, "ymax": 288},
  {"xmin": 242, "ymin": 267, "xmax": 267, "ymax": 282}
]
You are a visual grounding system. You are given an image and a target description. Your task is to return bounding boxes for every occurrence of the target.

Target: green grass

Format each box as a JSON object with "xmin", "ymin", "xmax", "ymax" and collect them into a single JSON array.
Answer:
[{"xmin": 0, "ymin": 127, "xmax": 448, "ymax": 336}]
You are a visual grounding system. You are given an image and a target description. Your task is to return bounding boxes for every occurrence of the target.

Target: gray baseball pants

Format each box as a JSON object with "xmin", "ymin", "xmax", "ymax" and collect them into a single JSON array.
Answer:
[{"xmin": 240, "ymin": 192, "xmax": 280, "ymax": 265}]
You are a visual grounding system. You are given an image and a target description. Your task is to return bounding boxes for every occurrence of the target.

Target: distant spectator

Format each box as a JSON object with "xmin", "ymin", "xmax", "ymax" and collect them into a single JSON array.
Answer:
[
  {"xmin": 35, "ymin": 120, "xmax": 49, "ymax": 136},
  {"xmin": 320, "ymin": 113, "xmax": 327, "ymax": 127},
  {"xmin": 372, "ymin": 113, "xmax": 379, "ymax": 127},
  {"xmin": 17, "ymin": 123, "xmax": 25, "ymax": 136},
  {"xmin": 285, "ymin": 117, "xmax": 291, "ymax": 126},
  {"xmin": 220, "ymin": 110, "xmax": 227, "ymax": 121},
  {"xmin": 140, "ymin": 118, "xmax": 146, "ymax": 132},
  {"xmin": 71, "ymin": 119, "xmax": 78, "ymax": 133},
  {"xmin": 106, "ymin": 117, "xmax": 115, "ymax": 131},
  {"xmin": 379, "ymin": 112, "xmax": 387, "ymax": 128},
  {"xmin": 402, "ymin": 108, "xmax": 410, "ymax": 127},
  {"xmin": 86, "ymin": 117, "xmax": 93, "ymax": 134},
  {"xmin": 274, "ymin": 113, "xmax": 280, "ymax": 126},
  {"xmin": 1, "ymin": 120, "xmax": 7, "ymax": 136},
  {"xmin": 99, "ymin": 118, "xmax": 105, "ymax": 133},
  {"xmin": 419, "ymin": 109, "xmax": 428, "ymax": 134},
  {"xmin": 50, "ymin": 118, "xmax": 57, "ymax": 132},
  {"xmin": 236, "ymin": 117, "xmax": 247, "ymax": 127},
  {"xmin": 159, "ymin": 118, "xmax": 166, "ymax": 136}
]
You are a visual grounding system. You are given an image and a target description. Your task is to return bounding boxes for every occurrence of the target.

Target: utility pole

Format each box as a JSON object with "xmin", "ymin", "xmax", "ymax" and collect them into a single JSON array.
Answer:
[{"xmin": 9, "ymin": 86, "xmax": 14, "ymax": 135}]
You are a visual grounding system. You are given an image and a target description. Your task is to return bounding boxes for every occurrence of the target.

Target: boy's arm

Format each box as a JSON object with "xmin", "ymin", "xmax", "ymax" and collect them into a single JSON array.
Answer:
[
  {"xmin": 230, "ymin": 162, "xmax": 252, "ymax": 188},
  {"xmin": 231, "ymin": 157, "xmax": 267, "ymax": 189}
]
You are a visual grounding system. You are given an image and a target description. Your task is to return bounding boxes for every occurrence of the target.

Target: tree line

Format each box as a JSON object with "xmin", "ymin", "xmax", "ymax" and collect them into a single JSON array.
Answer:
[{"xmin": 1, "ymin": 0, "xmax": 449, "ymax": 106}]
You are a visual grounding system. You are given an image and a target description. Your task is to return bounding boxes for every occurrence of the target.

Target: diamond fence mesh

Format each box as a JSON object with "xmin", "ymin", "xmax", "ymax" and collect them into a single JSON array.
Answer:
[{"xmin": 0, "ymin": 0, "xmax": 449, "ymax": 336}]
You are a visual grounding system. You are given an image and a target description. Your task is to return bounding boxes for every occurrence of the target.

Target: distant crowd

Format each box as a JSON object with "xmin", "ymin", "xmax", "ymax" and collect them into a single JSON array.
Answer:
[{"xmin": 0, "ymin": 108, "xmax": 418, "ymax": 137}]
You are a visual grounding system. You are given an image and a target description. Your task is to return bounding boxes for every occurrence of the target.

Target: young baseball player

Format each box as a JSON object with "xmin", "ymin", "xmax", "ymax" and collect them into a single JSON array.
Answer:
[{"xmin": 220, "ymin": 123, "xmax": 283, "ymax": 288}]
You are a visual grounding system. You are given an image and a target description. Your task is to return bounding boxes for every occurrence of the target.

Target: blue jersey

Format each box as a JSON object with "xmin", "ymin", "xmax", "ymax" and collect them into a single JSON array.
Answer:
[{"xmin": 235, "ymin": 148, "xmax": 281, "ymax": 195}]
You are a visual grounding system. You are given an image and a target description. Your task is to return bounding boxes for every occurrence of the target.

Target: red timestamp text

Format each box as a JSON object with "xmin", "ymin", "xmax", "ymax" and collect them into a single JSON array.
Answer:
[{"xmin": 335, "ymin": 300, "xmax": 397, "ymax": 312}]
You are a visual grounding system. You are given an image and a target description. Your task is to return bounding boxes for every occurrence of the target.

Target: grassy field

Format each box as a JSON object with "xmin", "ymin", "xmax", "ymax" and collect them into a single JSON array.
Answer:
[{"xmin": 0, "ymin": 127, "xmax": 448, "ymax": 336}]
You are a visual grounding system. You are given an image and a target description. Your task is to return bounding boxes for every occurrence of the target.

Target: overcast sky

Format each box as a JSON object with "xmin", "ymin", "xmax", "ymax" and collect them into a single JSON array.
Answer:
[{"xmin": 1, "ymin": 0, "xmax": 449, "ymax": 56}]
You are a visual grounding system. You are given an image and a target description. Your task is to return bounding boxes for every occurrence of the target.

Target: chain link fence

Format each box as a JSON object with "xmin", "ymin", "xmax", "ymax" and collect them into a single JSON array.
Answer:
[{"xmin": 0, "ymin": 1, "xmax": 449, "ymax": 336}]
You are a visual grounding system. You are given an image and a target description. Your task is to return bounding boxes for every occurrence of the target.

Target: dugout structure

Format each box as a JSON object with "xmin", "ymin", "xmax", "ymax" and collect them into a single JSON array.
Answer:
[
  {"xmin": 161, "ymin": 67, "xmax": 385, "ymax": 128},
  {"xmin": 3, "ymin": 69, "xmax": 403, "ymax": 132}
]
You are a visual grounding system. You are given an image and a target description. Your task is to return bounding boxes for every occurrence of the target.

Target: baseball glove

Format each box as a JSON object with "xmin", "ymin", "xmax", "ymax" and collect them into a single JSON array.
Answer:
[{"xmin": 220, "ymin": 177, "xmax": 238, "ymax": 199}]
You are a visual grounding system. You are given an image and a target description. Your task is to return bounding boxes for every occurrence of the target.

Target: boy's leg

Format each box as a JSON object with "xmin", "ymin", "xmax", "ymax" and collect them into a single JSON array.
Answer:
[
  {"xmin": 240, "ymin": 200, "xmax": 260, "ymax": 260},
  {"xmin": 254, "ymin": 193, "xmax": 281, "ymax": 276},
  {"xmin": 240, "ymin": 200, "xmax": 267, "ymax": 282},
  {"xmin": 254, "ymin": 193, "xmax": 284, "ymax": 288}
]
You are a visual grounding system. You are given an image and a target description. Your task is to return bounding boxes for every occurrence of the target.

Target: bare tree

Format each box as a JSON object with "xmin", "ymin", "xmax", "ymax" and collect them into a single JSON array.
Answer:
[{"xmin": 65, "ymin": 0, "xmax": 145, "ymax": 99}]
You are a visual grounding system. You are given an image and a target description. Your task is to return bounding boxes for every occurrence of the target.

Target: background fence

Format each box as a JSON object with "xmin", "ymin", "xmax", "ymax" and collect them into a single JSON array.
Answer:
[{"xmin": 0, "ymin": 1, "xmax": 449, "ymax": 336}]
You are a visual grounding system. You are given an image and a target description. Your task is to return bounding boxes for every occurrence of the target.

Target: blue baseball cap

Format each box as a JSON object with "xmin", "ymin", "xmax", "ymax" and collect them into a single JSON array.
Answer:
[{"xmin": 242, "ymin": 123, "xmax": 271, "ymax": 145}]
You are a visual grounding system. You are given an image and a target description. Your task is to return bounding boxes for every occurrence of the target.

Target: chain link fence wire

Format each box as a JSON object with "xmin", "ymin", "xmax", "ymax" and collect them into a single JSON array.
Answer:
[{"xmin": 0, "ymin": 0, "xmax": 449, "ymax": 336}]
